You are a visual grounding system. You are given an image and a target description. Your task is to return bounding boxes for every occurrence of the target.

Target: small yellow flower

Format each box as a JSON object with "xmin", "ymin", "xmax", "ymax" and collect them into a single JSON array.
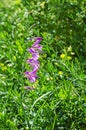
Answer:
[
  {"xmin": 15, "ymin": 0, "xmax": 21, "ymax": 4},
  {"xmin": 67, "ymin": 56, "xmax": 72, "ymax": 60},
  {"xmin": 2, "ymin": 66, "xmax": 7, "ymax": 71},
  {"xmin": 0, "ymin": 63, "xmax": 4, "ymax": 66},
  {"xmin": 58, "ymin": 71, "xmax": 63, "ymax": 76},
  {"xmin": 60, "ymin": 53, "xmax": 65, "ymax": 59}
]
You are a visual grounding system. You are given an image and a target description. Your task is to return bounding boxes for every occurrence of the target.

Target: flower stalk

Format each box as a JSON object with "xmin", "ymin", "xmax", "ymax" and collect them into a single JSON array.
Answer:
[{"xmin": 24, "ymin": 37, "xmax": 42, "ymax": 90}]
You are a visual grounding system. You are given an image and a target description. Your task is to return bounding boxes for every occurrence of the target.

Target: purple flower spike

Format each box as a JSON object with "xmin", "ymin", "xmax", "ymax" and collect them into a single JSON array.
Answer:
[
  {"xmin": 33, "ymin": 38, "xmax": 42, "ymax": 45},
  {"xmin": 29, "ymin": 45, "xmax": 42, "ymax": 53},
  {"xmin": 32, "ymin": 52, "xmax": 39, "ymax": 60},
  {"xmin": 24, "ymin": 70, "xmax": 38, "ymax": 82},
  {"xmin": 28, "ymin": 37, "xmax": 42, "ymax": 53},
  {"xmin": 24, "ymin": 37, "xmax": 42, "ymax": 86},
  {"xmin": 35, "ymin": 37, "xmax": 42, "ymax": 41},
  {"xmin": 27, "ymin": 58, "xmax": 39, "ymax": 70},
  {"xmin": 27, "ymin": 58, "xmax": 39, "ymax": 64}
]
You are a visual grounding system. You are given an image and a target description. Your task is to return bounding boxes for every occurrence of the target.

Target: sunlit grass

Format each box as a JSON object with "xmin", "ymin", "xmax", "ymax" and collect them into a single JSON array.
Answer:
[{"xmin": 0, "ymin": 0, "xmax": 86, "ymax": 130}]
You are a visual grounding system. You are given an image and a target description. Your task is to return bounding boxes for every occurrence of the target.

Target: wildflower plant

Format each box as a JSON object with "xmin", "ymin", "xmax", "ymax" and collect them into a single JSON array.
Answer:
[{"xmin": 24, "ymin": 37, "xmax": 42, "ymax": 89}]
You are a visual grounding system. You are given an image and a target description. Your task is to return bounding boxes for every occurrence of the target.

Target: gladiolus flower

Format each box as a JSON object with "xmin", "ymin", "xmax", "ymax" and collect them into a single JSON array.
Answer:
[
  {"xmin": 24, "ymin": 70, "xmax": 38, "ymax": 82},
  {"xmin": 29, "ymin": 45, "xmax": 42, "ymax": 53},
  {"xmin": 30, "ymin": 52, "xmax": 39, "ymax": 60},
  {"xmin": 24, "ymin": 37, "xmax": 42, "ymax": 87},
  {"xmin": 28, "ymin": 37, "xmax": 42, "ymax": 53},
  {"xmin": 27, "ymin": 58, "xmax": 39, "ymax": 70}
]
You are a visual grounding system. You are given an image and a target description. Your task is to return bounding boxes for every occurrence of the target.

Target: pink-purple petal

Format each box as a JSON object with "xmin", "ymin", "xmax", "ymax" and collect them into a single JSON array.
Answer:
[{"xmin": 24, "ymin": 37, "xmax": 42, "ymax": 84}]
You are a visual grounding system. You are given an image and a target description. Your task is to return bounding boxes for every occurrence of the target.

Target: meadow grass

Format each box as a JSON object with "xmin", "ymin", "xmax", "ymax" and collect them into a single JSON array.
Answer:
[{"xmin": 0, "ymin": 0, "xmax": 86, "ymax": 130}]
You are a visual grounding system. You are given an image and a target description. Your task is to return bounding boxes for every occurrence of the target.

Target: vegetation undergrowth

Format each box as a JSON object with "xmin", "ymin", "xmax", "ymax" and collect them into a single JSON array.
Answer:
[{"xmin": 0, "ymin": 0, "xmax": 86, "ymax": 130}]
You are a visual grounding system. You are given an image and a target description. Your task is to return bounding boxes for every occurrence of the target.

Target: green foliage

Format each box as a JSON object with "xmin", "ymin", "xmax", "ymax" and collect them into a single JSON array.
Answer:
[
  {"xmin": 0, "ymin": 0, "xmax": 86, "ymax": 130},
  {"xmin": 22, "ymin": 0, "xmax": 86, "ymax": 58}
]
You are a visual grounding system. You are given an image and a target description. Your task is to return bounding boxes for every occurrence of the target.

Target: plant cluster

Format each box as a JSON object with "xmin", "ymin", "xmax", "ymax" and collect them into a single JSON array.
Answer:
[{"xmin": 24, "ymin": 37, "xmax": 42, "ymax": 89}]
